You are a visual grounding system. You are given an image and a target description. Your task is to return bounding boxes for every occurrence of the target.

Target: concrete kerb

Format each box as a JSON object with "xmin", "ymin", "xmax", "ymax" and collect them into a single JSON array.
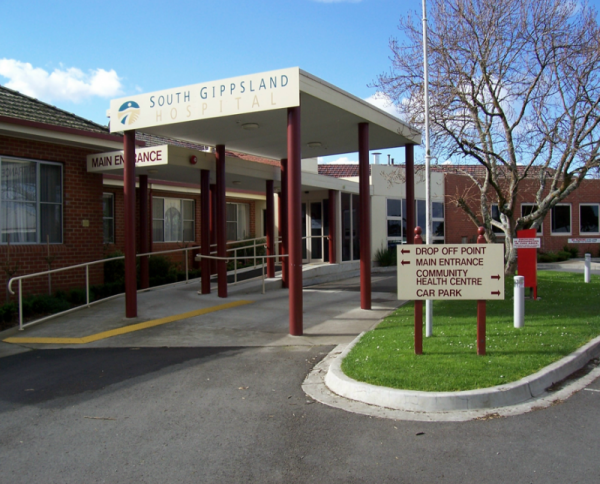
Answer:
[{"xmin": 304, "ymin": 331, "xmax": 600, "ymax": 420}]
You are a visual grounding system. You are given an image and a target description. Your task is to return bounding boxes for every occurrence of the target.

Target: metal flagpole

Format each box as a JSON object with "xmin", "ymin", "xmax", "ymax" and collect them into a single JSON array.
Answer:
[{"xmin": 422, "ymin": 0, "xmax": 433, "ymax": 337}]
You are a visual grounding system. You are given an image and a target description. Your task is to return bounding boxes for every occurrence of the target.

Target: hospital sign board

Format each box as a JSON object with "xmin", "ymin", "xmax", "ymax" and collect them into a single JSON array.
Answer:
[
  {"xmin": 86, "ymin": 145, "xmax": 169, "ymax": 173},
  {"xmin": 108, "ymin": 67, "xmax": 300, "ymax": 133},
  {"xmin": 397, "ymin": 244, "xmax": 505, "ymax": 300}
]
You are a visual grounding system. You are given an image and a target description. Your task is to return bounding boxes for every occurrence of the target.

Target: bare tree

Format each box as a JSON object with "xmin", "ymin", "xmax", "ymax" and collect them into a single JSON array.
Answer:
[{"xmin": 376, "ymin": 0, "xmax": 600, "ymax": 273}]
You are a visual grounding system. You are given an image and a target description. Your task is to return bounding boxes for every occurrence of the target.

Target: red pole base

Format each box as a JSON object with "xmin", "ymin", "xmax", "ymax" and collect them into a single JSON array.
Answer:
[
  {"xmin": 414, "ymin": 300, "xmax": 423, "ymax": 355},
  {"xmin": 477, "ymin": 300, "xmax": 486, "ymax": 356}
]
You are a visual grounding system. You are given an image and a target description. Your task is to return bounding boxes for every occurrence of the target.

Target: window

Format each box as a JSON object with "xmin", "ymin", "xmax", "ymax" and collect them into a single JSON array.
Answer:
[
  {"xmin": 387, "ymin": 198, "xmax": 406, "ymax": 248},
  {"xmin": 491, "ymin": 204, "xmax": 504, "ymax": 235},
  {"xmin": 551, "ymin": 204, "xmax": 571, "ymax": 234},
  {"xmin": 580, "ymin": 204, "xmax": 599, "ymax": 234},
  {"xmin": 341, "ymin": 193, "xmax": 360, "ymax": 261},
  {"xmin": 153, "ymin": 197, "xmax": 195, "ymax": 242},
  {"xmin": 521, "ymin": 204, "xmax": 542, "ymax": 234},
  {"xmin": 0, "ymin": 157, "xmax": 62, "ymax": 243},
  {"xmin": 416, "ymin": 200, "xmax": 445, "ymax": 242},
  {"xmin": 226, "ymin": 202, "xmax": 250, "ymax": 241},
  {"xmin": 103, "ymin": 193, "xmax": 114, "ymax": 243}
]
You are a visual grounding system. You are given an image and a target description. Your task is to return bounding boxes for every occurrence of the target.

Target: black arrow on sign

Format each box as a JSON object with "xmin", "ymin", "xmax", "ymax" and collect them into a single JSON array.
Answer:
[
  {"xmin": 401, "ymin": 249, "xmax": 411, "ymax": 254},
  {"xmin": 401, "ymin": 260, "xmax": 411, "ymax": 266},
  {"xmin": 491, "ymin": 291, "xmax": 501, "ymax": 296},
  {"xmin": 491, "ymin": 275, "xmax": 500, "ymax": 280}
]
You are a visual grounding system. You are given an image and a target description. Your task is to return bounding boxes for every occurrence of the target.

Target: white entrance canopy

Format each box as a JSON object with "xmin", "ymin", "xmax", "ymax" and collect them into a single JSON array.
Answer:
[
  {"xmin": 106, "ymin": 67, "xmax": 421, "ymax": 334},
  {"xmin": 108, "ymin": 67, "xmax": 420, "ymax": 159}
]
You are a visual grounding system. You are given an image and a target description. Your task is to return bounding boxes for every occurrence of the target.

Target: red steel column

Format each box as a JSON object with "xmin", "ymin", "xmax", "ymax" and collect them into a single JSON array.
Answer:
[
  {"xmin": 139, "ymin": 174, "xmax": 149, "ymax": 290},
  {"xmin": 266, "ymin": 180, "xmax": 275, "ymax": 278},
  {"xmin": 287, "ymin": 107, "xmax": 302, "ymax": 335},
  {"xmin": 280, "ymin": 159, "xmax": 289, "ymax": 288},
  {"xmin": 216, "ymin": 145, "xmax": 227, "ymax": 298},
  {"xmin": 201, "ymin": 169, "xmax": 211, "ymax": 294},
  {"xmin": 123, "ymin": 130, "xmax": 137, "ymax": 318},
  {"xmin": 359, "ymin": 122, "xmax": 371, "ymax": 310},
  {"xmin": 209, "ymin": 184, "xmax": 217, "ymax": 275},
  {"xmin": 405, "ymin": 144, "xmax": 415, "ymax": 245},
  {"xmin": 477, "ymin": 226, "xmax": 486, "ymax": 356},
  {"xmin": 414, "ymin": 227, "xmax": 424, "ymax": 355},
  {"xmin": 328, "ymin": 189, "xmax": 337, "ymax": 264}
]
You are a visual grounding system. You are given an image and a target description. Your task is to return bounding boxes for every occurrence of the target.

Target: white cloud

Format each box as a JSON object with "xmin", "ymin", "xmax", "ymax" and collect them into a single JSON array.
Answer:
[
  {"xmin": 364, "ymin": 92, "xmax": 401, "ymax": 117},
  {"xmin": 319, "ymin": 156, "xmax": 358, "ymax": 164},
  {"xmin": 0, "ymin": 59, "xmax": 122, "ymax": 103}
]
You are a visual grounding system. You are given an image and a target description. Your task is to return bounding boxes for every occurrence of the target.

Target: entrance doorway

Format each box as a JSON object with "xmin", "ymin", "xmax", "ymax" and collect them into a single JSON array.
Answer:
[{"xmin": 302, "ymin": 199, "xmax": 330, "ymax": 263}]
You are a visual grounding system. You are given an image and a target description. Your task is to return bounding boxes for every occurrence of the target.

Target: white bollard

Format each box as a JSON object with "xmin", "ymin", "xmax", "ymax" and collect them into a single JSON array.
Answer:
[
  {"xmin": 514, "ymin": 276, "xmax": 525, "ymax": 328},
  {"xmin": 585, "ymin": 253, "xmax": 591, "ymax": 283}
]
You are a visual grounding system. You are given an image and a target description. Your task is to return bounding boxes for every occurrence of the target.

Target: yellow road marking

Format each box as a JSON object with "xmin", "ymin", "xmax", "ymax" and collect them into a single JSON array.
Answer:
[{"xmin": 3, "ymin": 300, "xmax": 253, "ymax": 345}]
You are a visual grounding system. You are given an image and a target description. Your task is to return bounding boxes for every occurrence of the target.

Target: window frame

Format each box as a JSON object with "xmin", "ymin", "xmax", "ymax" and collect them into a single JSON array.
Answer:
[
  {"xmin": 580, "ymin": 203, "xmax": 600, "ymax": 235},
  {"xmin": 0, "ymin": 156, "xmax": 63, "ymax": 244},
  {"xmin": 551, "ymin": 203, "xmax": 572, "ymax": 235},
  {"xmin": 152, "ymin": 196, "xmax": 195, "ymax": 243},
  {"xmin": 102, "ymin": 192, "xmax": 115, "ymax": 244},
  {"xmin": 520, "ymin": 203, "xmax": 543, "ymax": 234},
  {"xmin": 386, "ymin": 197, "xmax": 406, "ymax": 248},
  {"xmin": 226, "ymin": 202, "xmax": 250, "ymax": 241},
  {"xmin": 416, "ymin": 199, "xmax": 445, "ymax": 243}
]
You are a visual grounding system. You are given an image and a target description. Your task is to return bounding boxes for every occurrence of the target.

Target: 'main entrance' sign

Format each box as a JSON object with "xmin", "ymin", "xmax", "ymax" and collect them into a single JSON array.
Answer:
[{"xmin": 397, "ymin": 244, "xmax": 505, "ymax": 300}]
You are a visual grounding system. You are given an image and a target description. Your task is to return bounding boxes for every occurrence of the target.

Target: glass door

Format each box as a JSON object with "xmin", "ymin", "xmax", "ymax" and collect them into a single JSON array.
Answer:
[
  {"xmin": 310, "ymin": 202, "xmax": 323, "ymax": 261},
  {"xmin": 301, "ymin": 203, "xmax": 307, "ymax": 261}
]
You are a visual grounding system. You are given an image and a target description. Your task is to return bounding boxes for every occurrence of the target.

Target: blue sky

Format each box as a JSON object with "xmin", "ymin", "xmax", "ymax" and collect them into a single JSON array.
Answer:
[
  {"xmin": 2, "ymin": 0, "xmax": 598, "ymax": 164},
  {"xmin": 0, "ymin": 0, "xmax": 420, "ymax": 163}
]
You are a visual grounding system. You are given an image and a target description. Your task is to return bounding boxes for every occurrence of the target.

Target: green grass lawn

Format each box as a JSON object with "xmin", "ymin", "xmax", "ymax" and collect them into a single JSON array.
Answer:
[{"xmin": 342, "ymin": 271, "xmax": 600, "ymax": 392}]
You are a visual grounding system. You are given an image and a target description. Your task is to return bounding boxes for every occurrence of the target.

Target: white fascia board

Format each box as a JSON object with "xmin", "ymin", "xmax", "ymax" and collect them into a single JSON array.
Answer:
[
  {"xmin": 224, "ymin": 154, "xmax": 281, "ymax": 182},
  {"xmin": 301, "ymin": 172, "xmax": 366, "ymax": 194},
  {"xmin": 0, "ymin": 122, "xmax": 124, "ymax": 151},
  {"xmin": 102, "ymin": 177, "xmax": 265, "ymax": 200},
  {"xmin": 299, "ymin": 70, "xmax": 422, "ymax": 145}
]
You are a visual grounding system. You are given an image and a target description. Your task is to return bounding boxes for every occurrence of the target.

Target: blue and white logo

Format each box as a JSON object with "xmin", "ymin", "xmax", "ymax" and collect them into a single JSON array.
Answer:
[{"xmin": 118, "ymin": 101, "xmax": 141, "ymax": 126}]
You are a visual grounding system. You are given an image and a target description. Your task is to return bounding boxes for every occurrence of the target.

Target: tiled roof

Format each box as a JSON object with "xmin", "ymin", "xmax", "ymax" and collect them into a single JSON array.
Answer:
[
  {"xmin": 318, "ymin": 164, "xmax": 363, "ymax": 178},
  {"xmin": 136, "ymin": 131, "xmax": 280, "ymax": 166},
  {"xmin": 136, "ymin": 131, "xmax": 210, "ymax": 150},
  {"xmin": 0, "ymin": 84, "xmax": 110, "ymax": 134},
  {"xmin": 0, "ymin": 84, "xmax": 298, "ymax": 168},
  {"xmin": 432, "ymin": 164, "xmax": 554, "ymax": 178},
  {"xmin": 318, "ymin": 163, "xmax": 552, "ymax": 179}
]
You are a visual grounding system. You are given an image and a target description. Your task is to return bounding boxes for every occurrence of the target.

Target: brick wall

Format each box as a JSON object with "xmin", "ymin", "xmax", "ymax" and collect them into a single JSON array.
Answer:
[
  {"xmin": 106, "ymin": 187, "xmax": 258, "ymax": 271},
  {"xmin": 444, "ymin": 173, "xmax": 600, "ymax": 256},
  {"xmin": 0, "ymin": 135, "xmax": 105, "ymax": 299}
]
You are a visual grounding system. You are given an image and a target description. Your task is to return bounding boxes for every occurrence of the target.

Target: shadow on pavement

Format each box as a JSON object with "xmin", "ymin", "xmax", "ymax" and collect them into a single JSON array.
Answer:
[{"xmin": 0, "ymin": 347, "xmax": 241, "ymax": 410}]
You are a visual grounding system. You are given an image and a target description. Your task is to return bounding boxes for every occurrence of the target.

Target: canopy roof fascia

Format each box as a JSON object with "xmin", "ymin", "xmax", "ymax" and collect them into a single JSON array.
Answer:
[{"xmin": 108, "ymin": 68, "xmax": 421, "ymax": 161}]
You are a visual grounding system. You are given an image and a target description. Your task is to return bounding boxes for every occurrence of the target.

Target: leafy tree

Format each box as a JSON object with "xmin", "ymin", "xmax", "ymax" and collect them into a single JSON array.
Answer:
[{"xmin": 376, "ymin": 0, "xmax": 600, "ymax": 273}]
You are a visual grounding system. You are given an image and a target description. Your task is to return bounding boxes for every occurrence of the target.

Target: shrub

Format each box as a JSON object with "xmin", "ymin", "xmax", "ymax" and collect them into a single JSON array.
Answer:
[
  {"xmin": 563, "ymin": 245, "xmax": 579, "ymax": 258},
  {"xmin": 67, "ymin": 288, "xmax": 88, "ymax": 305},
  {"xmin": 557, "ymin": 250, "xmax": 571, "ymax": 261},
  {"xmin": 375, "ymin": 246, "xmax": 397, "ymax": 267},
  {"xmin": 24, "ymin": 294, "xmax": 70, "ymax": 316},
  {"xmin": 104, "ymin": 251, "xmax": 125, "ymax": 284},
  {"xmin": 538, "ymin": 252, "xmax": 560, "ymax": 263},
  {"xmin": 148, "ymin": 255, "xmax": 175, "ymax": 279}
]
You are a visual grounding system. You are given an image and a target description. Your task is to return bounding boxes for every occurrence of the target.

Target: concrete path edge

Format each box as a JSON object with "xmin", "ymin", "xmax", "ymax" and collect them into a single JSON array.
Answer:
[{"xmin": 324, "ymin": 332, "xmax": 600, "ymax": 412}]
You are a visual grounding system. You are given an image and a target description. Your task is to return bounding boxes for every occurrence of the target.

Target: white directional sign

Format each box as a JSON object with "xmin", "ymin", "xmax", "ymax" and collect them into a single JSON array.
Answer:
[
  {"xmin": 86, "ymin": 145, "xmax": 169, "ymax": 173},
  {"xmin": 397, "ymin": 244, "xmax": 505, "ymax": 300},
  {"xmin": 568, "ymin": 238, "xmax": 600, "ymax": 244},
  {"xmin": 513, "ymin": 238, "xmax": 541, "ymax": 249}
]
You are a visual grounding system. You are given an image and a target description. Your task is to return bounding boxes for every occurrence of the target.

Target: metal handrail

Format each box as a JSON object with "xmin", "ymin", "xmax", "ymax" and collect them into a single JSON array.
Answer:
[{"xmin": 8, "ymin": 238, "xmax": 285, "ymax": 331}]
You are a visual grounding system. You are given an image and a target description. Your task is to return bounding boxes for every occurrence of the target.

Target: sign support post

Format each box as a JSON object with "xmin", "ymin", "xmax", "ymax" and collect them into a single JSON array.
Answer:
[
  {"xmin": 476, "ymin": 227, "xmax": 486, "ymax": 355},
  {"xmin": 414, "ymin": 227, "xmax": 424, "ymax": 355}
]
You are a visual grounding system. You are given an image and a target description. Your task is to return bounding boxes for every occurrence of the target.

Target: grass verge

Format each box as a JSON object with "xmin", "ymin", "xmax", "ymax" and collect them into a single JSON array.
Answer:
[{"xmin": 342, "ymin": 271, "xmax": 600, "ymax": 392}]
